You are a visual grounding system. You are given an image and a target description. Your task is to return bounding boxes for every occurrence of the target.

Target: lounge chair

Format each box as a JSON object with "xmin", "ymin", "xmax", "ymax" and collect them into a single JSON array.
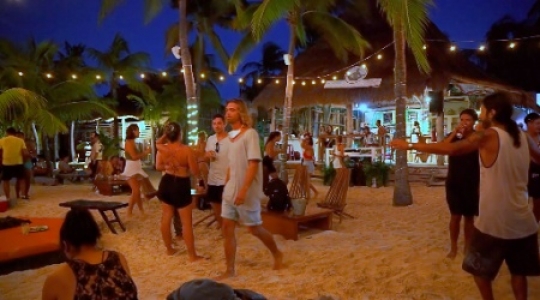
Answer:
[{"xmin": 317, "ymin": 168, "xmax": 354, "ymax": 222}]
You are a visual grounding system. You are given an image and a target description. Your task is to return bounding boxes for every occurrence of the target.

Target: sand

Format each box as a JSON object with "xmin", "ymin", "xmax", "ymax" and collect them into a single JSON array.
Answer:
[{"xmin": 0, "ymin": 175, "xmax": 539, "ymax": 300}]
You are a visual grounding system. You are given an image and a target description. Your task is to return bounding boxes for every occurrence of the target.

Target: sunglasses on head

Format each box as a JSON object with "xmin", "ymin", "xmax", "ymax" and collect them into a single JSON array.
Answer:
[{"xmin": 215, "ymin": 142, "xmax": 220, "ymax": 153}]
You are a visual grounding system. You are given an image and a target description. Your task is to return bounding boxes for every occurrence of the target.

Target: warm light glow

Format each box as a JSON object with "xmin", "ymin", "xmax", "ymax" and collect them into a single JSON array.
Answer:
[
  {"xmin": 119, "ymin": 75, "xmax": 124, "ymax": 80},
  {"xmin": 181, "ymin": 69, "xmax": 185, "ymax": 73},
  {"xmin": 332, "ymin": 75, "xmax": 337, "ymax": 80},
  {"xmin": 161, "ymin": 71, "xmax": 167, "ymax": 77},
  {"xmin": 301, "ymin": 81, "xmax": 306, "ymax": 86},
  {"xmin": 18, "ymin": 72, "xmax": 23, "ymax": 76},
  {"xmin": 45, "ymin": 73, "xmax": 52, "ymax": 78},
  {"xmin": 377, "ymin": 54, "xmax": 382, "ymax": 60},
  {"xmin": 257, "ymin": 79, "xmax": 262, "ymax": 84},
  {"xmin": 509, "ymin": 42, "xmax": 516, "ymax": 49},
  {"xmin": 200, "ymin": 73, "xmax": 205, "ymax": 78},
  {"xmin": 450, "ymin": 45, "xmax": 456, "ymax": 51},
  {"xmin": 346, "ymin": 71, "xmax": 351, "ymax": 75},
  {"xmin": 361, "ymin": 64, "xmax": 367, "ymax": 69},
  {"xmin": 422, "ymin": 45, "xmax": 427, "ymax": 50},
  {"xmin": 293, "ymin": 80, "xmax": 296, "ymax": 85},
  {"xmin": 238, "ymin": 78, "xmax": 243, "ymax": 83},
  {"xmin": 321, "ymin": 79, "xmax": 325, "ymax": 84},
  {"xmin": 219, "ymin": 75, "xmax": 225, "ymax": 81},
  {"xmin": 141, "ymin": 73, "xmax": 146, "ymax": 79},
  {"xmin": 479, "ymin": 45, "xmax": 486, "ymax": 51},
  {"xmin": 71, "ymin": 74, "xmax": 77, "ymax": 79},
  {"xmin": 96, "ymin": 75, "xmax": 101, "ymax": 80},
  {"xmin": 311, "ymin": 80, "xmax": 316, "ymax": 85},
  {"xmin": 275, "ymin": 79, "xmax": 280, "ymax": 84}
]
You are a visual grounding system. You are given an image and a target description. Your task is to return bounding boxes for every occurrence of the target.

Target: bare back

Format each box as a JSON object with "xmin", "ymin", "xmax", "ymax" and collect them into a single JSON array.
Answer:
[{"xmin": 156, "ymin": 143, "xmax": 198, "ymax": 178}]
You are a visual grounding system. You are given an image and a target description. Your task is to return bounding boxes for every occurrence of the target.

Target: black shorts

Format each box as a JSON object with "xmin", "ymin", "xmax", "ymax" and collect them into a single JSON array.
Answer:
[
  {"xmin": 157, "ymin": 174, "xmax": 192, "ymax": 209},
  {"xmin": 90, "ymin": 160, "xmax": 101, "ymax": 176},
  {"xmin": 1, "ymin": 165, "xmax": 25, "ymax": 181},
  {"xmin": 462, "ymin": 228, "xmax": 540, "ymax": 280},
  {"xmin": 262, "ymin": 155, "xmax": 276, "ymax": 173},
  {"xmin": 206, "ymin": 185, "xmax": 224, "ymax": 203},
  {"xmin": 445, "ymin": 183, "xmax": 479, "ymax": 216}
]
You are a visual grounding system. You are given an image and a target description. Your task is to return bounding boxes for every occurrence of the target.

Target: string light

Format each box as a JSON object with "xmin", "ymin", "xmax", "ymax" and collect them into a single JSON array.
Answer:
[
  {"xmin": 161, "ymin": 71, "xmax": 167, "ymax": 77},
  {"xmin": 140, "ymin": 73, "xmax": 145, "ymax": 79},
  {"xmin": 71, "ymin": 74, "xmax": 77, "ymax": 79},
  {"xmin": 257, "ymin": 79, "xmax": 262, "ymax": 84},
  {"xmin": 18, "ymin": 72, "xmax": 23, "ymax": 76},
  {"xmin": 361, "ymin": 64, "xmax": 367, "ymax": 69},
  {"xmin": 219, "ymin": 75, "xmax": 225, "ymax": 81},
  {"xmin": 479, "ymin": 45, "xmax": 486, "ymax": 51},
  {"xmin": 238, "ymin": 78, "xmax": 243, "ymax": 83},
  {"xmin": 509, "ymin": 42, "xmax": 516, "ymax": 49},
  {"xmin": 301, "ymin": 81, "xmax": 306, "ymax": 86},
  {"xmin": 422, "ymin": 45, "xmax": 427, "ymax": 50},
  {"xmin": 377, "ymin": 54, "xmax": 383, "ymax": 60},
  {"xmin": 450, "ymin": 45, "xmax": 457, "ymax": 51},
  {"xmin": 119, "ymin": 75, "xmax": 124, "ymax": 80},
  {"xmin": 275, "ymin": 79, "xmax": 280, "ymax": 84},
  {"xmin": 96, "ymin": 75, "xmax": 101, "ymax": 80},
  {"xmin": 311, "ymin": 80, "xmax": 316, "ymax": 85},
  {"xmin": 45, "ymin": 73, "xmax": 52, "ymax": 78},
  {"xmin": 200, "ymin": 73, "xmax": 205, "ymax": 78},
  {"xmin": 332, "ymin": 76, "xmax": 337, "ymax": 80},
  {"xmin": 320, "ymin": 79, "xmax": 325, "ymax": 84}
]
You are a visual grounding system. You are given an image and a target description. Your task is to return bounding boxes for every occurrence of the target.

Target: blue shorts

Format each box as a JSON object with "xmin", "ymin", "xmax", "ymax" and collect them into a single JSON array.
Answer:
[{"xmin": 221, "ymin": 202, "xmax": 262, "ymax": 226}]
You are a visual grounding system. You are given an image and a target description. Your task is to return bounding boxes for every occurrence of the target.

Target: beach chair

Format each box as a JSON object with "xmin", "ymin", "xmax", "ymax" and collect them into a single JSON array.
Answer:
[
  {"xmin": 317, "ymin": 168, "xmax": 354, "ymax": 222},
  {"xmin": 288, "ymin": 164, "xmax": 310, "ymax": 200}
]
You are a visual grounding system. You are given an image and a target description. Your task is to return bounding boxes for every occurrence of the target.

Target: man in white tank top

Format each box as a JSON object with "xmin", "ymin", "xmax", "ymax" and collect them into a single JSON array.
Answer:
[{"xmin": 390, "ymin": 92, "xmax": 540, "ymax": 300}]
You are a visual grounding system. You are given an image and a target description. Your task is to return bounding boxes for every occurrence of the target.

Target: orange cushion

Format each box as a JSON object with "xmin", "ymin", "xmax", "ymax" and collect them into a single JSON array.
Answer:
[{"xmin": 0, "ymin": 217, "xmax": 64, "ymax": 262}]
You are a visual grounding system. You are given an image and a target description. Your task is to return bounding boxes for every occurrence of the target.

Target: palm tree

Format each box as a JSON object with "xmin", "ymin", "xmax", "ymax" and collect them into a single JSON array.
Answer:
[
  {"xmin": 239, "ymin": 42, "xmax": 285, "ymax": 101},
  {"xmin": 378, "ymin": 0, "xmax": 432, "ymax": 206},
  {"xmin": 231, "ymin": 0, "xmax": 369, "ymax": 182},
  {"xmin": 87, "ymin": 33, "xmax": 154, "ymax": 139}
]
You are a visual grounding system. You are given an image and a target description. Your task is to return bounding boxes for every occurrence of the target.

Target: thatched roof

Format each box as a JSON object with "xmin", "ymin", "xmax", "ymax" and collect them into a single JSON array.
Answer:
[{"xmin": 252, "ymin": 6, "xmax": 535, "ymax": 109}]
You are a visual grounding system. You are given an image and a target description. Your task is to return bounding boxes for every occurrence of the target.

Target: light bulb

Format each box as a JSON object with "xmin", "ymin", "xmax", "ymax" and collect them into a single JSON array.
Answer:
[
  {"xmin": 509, "ymin": 42, "xmax": 516, "ymax": 49},
  {"xmin": 45, "ymin": 73, "xmax": 52, "ymax": 78},
  {"xmin": 119, "ymin": 75, "xmax": 124, "ymax": 80},
  {"xmin": 140, "ymin": 73, "xmax": 145, "ymax": 78},
  {"xmin": 238, "ymin": 78, "xmax": 243, "ymax": 83},
  {"xmin": 332, "ymin": 76, "xmax": 337, "ymax": 80},
  {"xmin": 321, "ymin": 79, "xmax": 325, "ymax": 84},
  {"xmin": 361, "ymin": 64, "xmax": 367, "ymax": 69},
  {"xmin": 311, "ymin": 80, "xmax": 316, "ymax": 85},
  {"xmin": 96, "ymin": 75, "xmax": 101, "ymax": 80},
  {"xmin": 257, "ymin": 79, "xmax": 262, "ymax": 84},
  {"xmin": 301, "ymin": 81, "xmax": 306, "ymax": 86},
  {"xmin": 200, "ymin": 73, "xmax": 205, "ymax": 78},
  {"xmin": 18, "ymin": 72, "xmax": 23, "ymax": 76},
  {"xmin": 422, "ymin": 45, "xmax": 427, "ymax": 50},
  {"xmin": 161, "ymin": 72, "xmax": 167, "ymax": 77},
  {"xmin": 377, "ymin": 54, "xmax": 382, "ymax": 60},
  {"xmin": 479, "ymin": 45, "xmax": 486, "ymax": 51},
  {"xmin": 71, "ymin": 74, "xmax": 77, "ymax": 79},
  {"xmin": 219, "ymin": 75, "xmax": 225, "ymax": 81},
  {"xmin": 275, "ymin": 79, "xmax": 279, "ymax": 84},
  {"xmin": 450, "ymin": 45, "xmax": 456, "ymax": 51}
]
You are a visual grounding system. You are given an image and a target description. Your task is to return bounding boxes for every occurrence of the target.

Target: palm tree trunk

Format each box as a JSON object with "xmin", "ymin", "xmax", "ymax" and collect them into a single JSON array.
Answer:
[
  {"xmin": 178, "ymin": 0, "xmax": 198, "ymax": 145},
  {"xmin": 392, "ymin": 17, "xmax": 413, "ymax": 206},
  {"xmin": 31, "ymin": 123, "xmax": 41, "ymax": 154},
  {"xmin": 70, "ymin": 121, "xmax": 76, "ymax": 160},
  {"xmin": 278, "ymin": 21, "xmax": 297, "ymax": 183}
]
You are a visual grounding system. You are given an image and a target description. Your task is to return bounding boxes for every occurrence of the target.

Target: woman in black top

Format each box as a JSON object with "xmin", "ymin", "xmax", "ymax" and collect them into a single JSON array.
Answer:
[{"xmin": 443, "ymin": 109, "xmax": 480, "ymax": 259}]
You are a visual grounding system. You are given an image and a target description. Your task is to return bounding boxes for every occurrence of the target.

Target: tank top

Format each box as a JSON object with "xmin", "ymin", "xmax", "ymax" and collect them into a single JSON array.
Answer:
[
  {"xmin": 475, "ymin": 128, "xmax": 538, "ymax": 239},
  {"xmin": 446, "ymin": 135, "xmax": 479, "ymax": 187},
  {"xmin": 66, "ymin": 251, "xmax": 138, "ymax": 300},
  {"xmin": 333, "ymin": 147, "xmax": 343, "ymax": 169}
]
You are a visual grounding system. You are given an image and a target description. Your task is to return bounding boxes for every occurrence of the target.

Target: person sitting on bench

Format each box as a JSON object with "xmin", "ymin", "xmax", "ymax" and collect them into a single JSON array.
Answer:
[{"xmin": 42, "ymin": 209, "xmax": 138, "ymax": 300}]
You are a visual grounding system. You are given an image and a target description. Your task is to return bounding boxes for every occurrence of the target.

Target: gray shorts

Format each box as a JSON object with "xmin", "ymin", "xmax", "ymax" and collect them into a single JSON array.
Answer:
[
  {"xmin": 462, "ymin": 227, "xmax": 540, "ymax": 280},
  {"xmin": 221, "ymin": 202, "xmax": 262, "ymax": 226}
]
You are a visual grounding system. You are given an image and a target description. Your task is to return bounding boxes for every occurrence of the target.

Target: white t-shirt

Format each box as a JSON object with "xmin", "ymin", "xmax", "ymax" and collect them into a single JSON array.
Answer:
[
  {"xmin": 91, "ymin": 141, "xmax": 103, "ymax": 161},
  {"xmin": 205, "ymin": 134, "xmax": 230, "ymax": 186},
  {"xmin": 222, "ymin": 128, "xmax": 264, "ymax": 210}
]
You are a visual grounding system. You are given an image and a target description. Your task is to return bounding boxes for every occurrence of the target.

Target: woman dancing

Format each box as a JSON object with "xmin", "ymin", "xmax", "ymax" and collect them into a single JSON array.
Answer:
[
  {"xmin": 156, "ymin": 122, "xmax": 204, "ymax": 261},
  {"xmin": 122, "ymin": 124, "xmax": 157, "ymax": 217}
]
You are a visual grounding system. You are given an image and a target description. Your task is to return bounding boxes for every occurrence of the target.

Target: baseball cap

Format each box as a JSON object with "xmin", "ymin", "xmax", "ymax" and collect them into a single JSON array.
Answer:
[
  {"xmin": 524, "ymin": 113, "xmax": 540, "ymax": 124},
  {"xmin": 166, "ymin": 279, "xmax": 238, "ymax": 300}
]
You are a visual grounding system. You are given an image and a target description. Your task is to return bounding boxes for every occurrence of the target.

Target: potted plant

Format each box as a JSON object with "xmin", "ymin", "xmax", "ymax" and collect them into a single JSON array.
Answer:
[
  {"xmin": 363, "ymin": 161, "xmax": 391, "ymax": 187},
  {"xmin": 322, "ymin": 163, "xmax": 336, "ymax": 186}
]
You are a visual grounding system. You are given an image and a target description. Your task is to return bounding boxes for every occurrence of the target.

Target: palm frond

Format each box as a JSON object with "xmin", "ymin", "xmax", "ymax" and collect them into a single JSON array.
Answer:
[
  {"xmin": 251, "ymin": 0, "xmax": 298, "ymax": 40},
  {"xmin": 202, "ymin": 21, "xmax": 230, "ymax": 67},
  {"xmin": 99, "ymin": 0, "xmax": 126, "ymax": 23},
  {"xmin": 304, "ymin": 11, "xmax": 370, "ymax": 61},
  {"xmin": 164, "ymin": 23, "xmax": 180, "ymax": 56},
  {"xmin": 143, "ymin": 0, "xmax": 166, "ymax": 24},
  {"xmin": 229, "ymin": 33, "xmax": 257, "ymax": 73},
  {"xmin": 0, "ymin": 88, "xmax": 47, "ymax": 120},
  {"xmin": 48, "ymin": 100, "xmax": 115, "ymax": 122}
]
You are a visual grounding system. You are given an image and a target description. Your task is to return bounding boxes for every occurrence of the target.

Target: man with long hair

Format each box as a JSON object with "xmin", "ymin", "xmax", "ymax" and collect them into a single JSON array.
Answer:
[
  {"xmin": 217, "ymin": 99, "xmax": 283, "ymax": 279},
  {"xmin": 391, "ymin": 92, "xmax": 540, "ymax": 300}
]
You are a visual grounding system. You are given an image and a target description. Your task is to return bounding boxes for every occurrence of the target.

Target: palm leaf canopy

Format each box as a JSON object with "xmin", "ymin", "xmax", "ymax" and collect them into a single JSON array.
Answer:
[
  {"xmin": 378, "ymin": 0, "xmax": 433, "ymax": 73},
  {"xmin": 99, "ymin": 0, "xmax": 168, "ymax": 24}
]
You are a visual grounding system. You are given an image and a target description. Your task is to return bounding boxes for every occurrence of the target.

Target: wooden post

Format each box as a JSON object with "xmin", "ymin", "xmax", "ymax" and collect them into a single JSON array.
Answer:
[{"xmin": 346, "ymin": 103, "xmax": 354, "ymax": 148}]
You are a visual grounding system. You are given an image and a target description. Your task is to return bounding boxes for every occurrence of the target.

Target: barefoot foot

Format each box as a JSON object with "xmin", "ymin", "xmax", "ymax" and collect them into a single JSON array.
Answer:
[
  {"xmin": 213, "ymin": 270, "xmax": 235, "ymax": 281},
  {"xmin": 273, "ymin": 250, "xmax": 284, "ymax": 270},
  {"xmin": 189, "ymin": 255, "xmax": 208, "ymax": 262},
  {"xmin": 446, "ymin": 249, "xmax": 457, "ymax": 259}
]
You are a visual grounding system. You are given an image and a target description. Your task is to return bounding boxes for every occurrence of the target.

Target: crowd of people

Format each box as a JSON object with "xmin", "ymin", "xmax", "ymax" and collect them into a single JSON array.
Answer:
[{"xmin": 3, "ymin": 93, "xmax": 539, "ymax": 299}]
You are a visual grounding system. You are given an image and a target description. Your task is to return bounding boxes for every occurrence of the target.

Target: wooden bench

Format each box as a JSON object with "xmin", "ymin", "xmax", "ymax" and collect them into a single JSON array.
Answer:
[
  {"xmin": 261, "ymin": 206, "xmax": 333, "ymax": 240},
  {"xmin": 94, "ymin": 179, "xmax": 130, "ymax": 196},
  {"xmin": 59, "ymin": 200, "xmax": 128, "ymax": 234}
]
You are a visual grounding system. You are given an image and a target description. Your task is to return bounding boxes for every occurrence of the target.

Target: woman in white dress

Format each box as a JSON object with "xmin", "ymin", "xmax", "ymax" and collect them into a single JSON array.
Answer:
[
  {"xmin": 122, "ymin": 124, "xmax": 157, "ymax": 217},
  {"xmin": 332, "ymin": 135, "xmax": 346, "ymax": 169},
  {"xmin": 411, "ymin": 121, "xmax": 421, "ymax": 143}
]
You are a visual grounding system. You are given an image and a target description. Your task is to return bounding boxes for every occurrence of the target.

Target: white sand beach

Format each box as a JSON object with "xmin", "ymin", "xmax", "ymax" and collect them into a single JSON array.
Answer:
[{"xmin": 1, "ymin": 174, "xmax": 539, "ymax": 300}]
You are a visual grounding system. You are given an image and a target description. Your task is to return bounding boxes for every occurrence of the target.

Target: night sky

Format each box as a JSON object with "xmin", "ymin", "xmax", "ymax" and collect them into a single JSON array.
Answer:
[{"xmin": 0, "ymin": 0, "xmax": 535, "ymax": 100}]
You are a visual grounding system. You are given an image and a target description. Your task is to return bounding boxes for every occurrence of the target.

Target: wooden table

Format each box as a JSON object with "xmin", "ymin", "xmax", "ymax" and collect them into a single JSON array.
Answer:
[
  {"xmin": 261, "ymin": 206, "xmax": 333, "ymax": 240},
  {"xmin": 94, "ymin": 179, "xmax": 129, "ymax": 196},
  {"xmin": 59, "ymin": 200, "xmax": 128, "ymax": 234}
]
